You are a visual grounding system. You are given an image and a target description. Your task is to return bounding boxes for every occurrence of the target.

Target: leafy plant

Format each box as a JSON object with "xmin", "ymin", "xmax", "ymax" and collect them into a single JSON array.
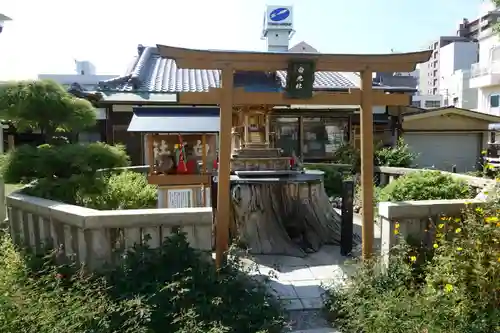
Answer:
[
  {"xmin": 0, "ymin": 231, "xmax": 285, "ymax": 333},
  {"xmin": 325, "ymin": 199, "xmax": 500, "ymax": 333},
  {"xmin": 375, "ymin": 138, "xmax": 418, "ymax": 167},
  {"xmin": 377, "ymin": 170, "xmax": 473, "ymax": 202},
  {"xmin": 332, "ymin": 144, "xmax": 361, "ymax": 170},
  {"xmin": 85, "ymin": 171, "xmax": 157, "ymax": 210},
  {"xmin": 304, "ymin": 164, "xmax": 346, "ymax": 197}
]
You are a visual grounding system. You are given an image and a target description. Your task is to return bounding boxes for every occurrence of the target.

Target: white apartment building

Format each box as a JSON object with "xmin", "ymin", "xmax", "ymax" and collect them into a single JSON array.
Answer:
[
  {"xmin": 418, "ymin": 37, "xmax": 478, "ymax": 96},
  {"xmin": 469, "ymin": 1, "xmax": 500, "ymax": 115}
]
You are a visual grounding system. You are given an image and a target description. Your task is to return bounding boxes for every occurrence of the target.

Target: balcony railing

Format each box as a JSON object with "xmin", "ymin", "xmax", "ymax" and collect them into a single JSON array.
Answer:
[{"xmin": 471, "ymin": 61, "xmax": 500, "ymax": 78}]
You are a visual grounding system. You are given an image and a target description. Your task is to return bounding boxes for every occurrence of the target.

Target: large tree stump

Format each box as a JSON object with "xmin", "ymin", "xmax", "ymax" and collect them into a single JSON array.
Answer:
[{"xmin": 230, "ymin": 173, "xmax": 353, "ymax": 257}]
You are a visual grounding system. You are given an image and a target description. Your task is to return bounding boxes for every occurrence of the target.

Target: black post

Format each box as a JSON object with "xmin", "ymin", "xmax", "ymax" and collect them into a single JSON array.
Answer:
[
  {"xmin": 451, "ymin": 165, "xmax": 457, "ymax": 173},
  {"xmin": 211, "ymin": 173, "xmax": 218, "ymax": 210},
  {"xmin": 340, "ymin": 180, "xmax": 354, "ymax": 256}
]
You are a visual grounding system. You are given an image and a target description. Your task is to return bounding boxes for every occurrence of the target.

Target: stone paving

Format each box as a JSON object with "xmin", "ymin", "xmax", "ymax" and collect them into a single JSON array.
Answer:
[
  {"xmin": 241, "ymin": 245, "xmax": 352, "ymax": 311},
  {"xmin": 239, "ymin": 212, "xmax": 382, "ymax": 332}
]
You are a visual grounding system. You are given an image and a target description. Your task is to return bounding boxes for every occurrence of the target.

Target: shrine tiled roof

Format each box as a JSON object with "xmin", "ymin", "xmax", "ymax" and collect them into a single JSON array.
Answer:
[{"xmin": 98, "ymin": 45, "xmax": 412, "ymax": 93}]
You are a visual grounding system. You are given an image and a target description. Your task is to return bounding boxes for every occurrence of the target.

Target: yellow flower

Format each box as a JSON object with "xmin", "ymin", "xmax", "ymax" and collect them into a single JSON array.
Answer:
[
  {"xmin": 438, "ymin": 223, "xmax": 445, "ymax": 229},
  {"xmin": 485, "ymin": 216, "xmax": 499, "ymax": 223},
  {"xmin": 454, "ymin": 217, "xmax": 461, "ymax": 222},
  {"xmin": 410, "ymin": 256, "xmax": 417, "ymax": 262},
  {"xmin": 481, "ymin": 150, "xmax": 487, "ymax": 155},
  {"xmin": 496, "ymin": 223, "xmax": 500, "ymax": 227},
  {"xmin": 444, "ymin": 284, "xmax": 454, "ymax": 293},
  {"xmin": 394, "ymin": 222, "xmax": 400, "ymax": 229},
  {"xmin": 433, "ymin": 243, "xmax": 439, "ymax": 249},
  {"xmin": 455, "ymin": 228, "xmax": 462, "ymax": 233},
  {"xmin": 464, "ymin": 201, "xmax": 471, "ymax": 205},
  {"xmin": 394, "ymin": 229, "xmax": 399, "ymax": 235},
  {"xmin": 497, "ymin": 257, "xmax": 500, "ymax": 262},
  {"xmin": 456, "ymin": 247, "xmax": 463, "ymax": 251}
]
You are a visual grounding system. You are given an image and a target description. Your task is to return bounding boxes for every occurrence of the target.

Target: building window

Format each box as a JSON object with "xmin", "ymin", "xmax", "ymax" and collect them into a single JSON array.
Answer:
[
  {"xmin": 491, "ymin": 131, "xmax": 496, "ymax": 143},
  {"xmin": 302, "ymin": 117, "xmax": 346, "ymax": 159},
  {"xmin": 453, "ymin": 97, "xmax": 459, "ymax": 105},
  {"xmin": 272, "ymin": 117, "xmax": 300, "ymax": 157},
  {"xmin": 411, "ymin": 100, "xmax": 421, "ymax": 107},
  {"xmin": 424, "ymin": 100, "xmax": 441, "ymax": 108},
  {"xmin": 490, "ymin": 94, "xmax": 500, "ymax": 107},
  {"xmin": 433, "ymin": 70, "xmax": 438, "ymax": 77},
  {"xmin": 433, "ymin": 88, "xmax": 438, "ymax": 95}
]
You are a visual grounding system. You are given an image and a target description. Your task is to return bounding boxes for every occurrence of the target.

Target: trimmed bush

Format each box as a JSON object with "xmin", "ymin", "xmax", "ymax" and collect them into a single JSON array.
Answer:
[
  {"xmin": 2, "ymin": 142, "xmax": 129, "ymax": 183},
  {"xmin": 325, "ymin": 199, "xmax": 500, "ymax": 333},
  {"xmin": 378, "ymin": 170, "xmax": 473, "ymax": 202},
  {"xmin": 0, "ymin": 232, "xmax": 285, "ymax": 333}
]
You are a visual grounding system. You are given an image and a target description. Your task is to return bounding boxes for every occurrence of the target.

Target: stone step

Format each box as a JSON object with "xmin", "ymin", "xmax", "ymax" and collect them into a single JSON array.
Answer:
[{"xmin": 244, "ymin": 143, "xmax": 269, "ymax": 149}]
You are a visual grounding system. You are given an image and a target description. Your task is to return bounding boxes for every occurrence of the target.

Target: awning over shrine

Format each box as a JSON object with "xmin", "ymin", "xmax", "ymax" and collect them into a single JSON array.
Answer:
[{"xmin": 128, "ymin": 107, "xmax": 220, "ymax": 133}]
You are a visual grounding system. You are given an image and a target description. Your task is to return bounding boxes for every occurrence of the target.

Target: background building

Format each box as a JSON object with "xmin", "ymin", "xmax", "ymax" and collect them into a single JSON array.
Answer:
[
  {"xmin": 418, "ymin": 37, "xmax": 478, "ymax": 97},
  {"xmin": 469, "ymin": 0, "xmax": 500, "ymax": 115}
]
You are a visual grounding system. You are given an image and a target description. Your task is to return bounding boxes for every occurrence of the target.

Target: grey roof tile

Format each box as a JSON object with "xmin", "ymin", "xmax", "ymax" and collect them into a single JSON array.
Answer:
[{"xmin": 99, "ymin": 46, "xmax": 396, "ymax": 93}]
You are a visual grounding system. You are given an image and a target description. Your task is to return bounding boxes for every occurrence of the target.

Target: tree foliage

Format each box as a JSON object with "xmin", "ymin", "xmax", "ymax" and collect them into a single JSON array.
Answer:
[{"xmin": 0, "ymin": 80, "xmax": 96, "ymax": 143}]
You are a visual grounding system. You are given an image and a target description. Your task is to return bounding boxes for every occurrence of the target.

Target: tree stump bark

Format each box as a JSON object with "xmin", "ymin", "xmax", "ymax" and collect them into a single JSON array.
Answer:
[{"xmin": 230, "ymin": 177, "xmax": 349, "ymax": 257}]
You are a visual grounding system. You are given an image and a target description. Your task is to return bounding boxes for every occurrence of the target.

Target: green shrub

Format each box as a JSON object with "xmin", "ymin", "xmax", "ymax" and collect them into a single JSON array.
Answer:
[
  {"xmin": 325, "ymin": 200, "xmax": 500, "ymax": 333},
  {"xmin": 0, "ymin": 232, "xmax": 285, "ymax": 333},
  {"xmin": 23, "ymin": 172, "xmax": 157, "ymax": 210},
  {"xmin": 305, "ymin": 164, "xmax": 346, "ymax": 197},
  {"xmin": 86, "ymin": 171, "xmax": 157, "ymax": 210},
  {"xmin": 332, "ymin": 144, "xmax": 361, "ymax": 170},
  {"xmin": 2, "ymin": 142, "xmax": 129, "ymax": 183},
  {"xmin": 378, "ymin": 170, "xmax": 473, "ymax": 202},
  {"xmin": 375, "ymin": 138, "xmax": 417, "ymax": 167}
]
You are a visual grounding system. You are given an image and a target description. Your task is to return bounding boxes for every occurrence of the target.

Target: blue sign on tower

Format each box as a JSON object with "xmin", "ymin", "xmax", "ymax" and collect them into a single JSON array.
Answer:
[{"xmin": 269, "ymin": 8, "xmax": 290, "ymax": 22}]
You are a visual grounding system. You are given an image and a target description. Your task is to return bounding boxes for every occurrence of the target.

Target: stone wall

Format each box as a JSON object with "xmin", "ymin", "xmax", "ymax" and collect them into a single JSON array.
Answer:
[{"xmin": 6, "ymin": 191, "xmax": 213, "ymax": 269}]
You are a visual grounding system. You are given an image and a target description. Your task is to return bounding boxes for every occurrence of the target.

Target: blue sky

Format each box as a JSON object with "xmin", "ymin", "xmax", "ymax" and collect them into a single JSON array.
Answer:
[{"xmin": 0, "ymin": 0, "xmax": 483, "ymax": 80}]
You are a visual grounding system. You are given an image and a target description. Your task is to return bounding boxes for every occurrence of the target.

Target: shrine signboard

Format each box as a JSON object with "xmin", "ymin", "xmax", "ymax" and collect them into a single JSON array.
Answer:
[{"xmin": 285, "ymin": 59, "xmax": 315, "ymax": 99}]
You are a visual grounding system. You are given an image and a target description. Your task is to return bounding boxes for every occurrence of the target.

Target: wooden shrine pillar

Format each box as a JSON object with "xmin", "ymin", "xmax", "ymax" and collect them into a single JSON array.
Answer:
[
  {"xmin": 216, "ymin": 66, "xmax": 234, "ymax": 268},
  {"xmin": 360, "ymin": 69, "xmax": 374, "ymax": 259}
]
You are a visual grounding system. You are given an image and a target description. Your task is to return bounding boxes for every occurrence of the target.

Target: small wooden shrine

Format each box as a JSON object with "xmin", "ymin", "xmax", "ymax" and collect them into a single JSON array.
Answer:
[
  {"xmin": 128, "ymin": 107, "xmax": 218, "ymax": 208},
  {"xmin": 136, "ymin": 45, "xmax": 431, "ymax": 266}
]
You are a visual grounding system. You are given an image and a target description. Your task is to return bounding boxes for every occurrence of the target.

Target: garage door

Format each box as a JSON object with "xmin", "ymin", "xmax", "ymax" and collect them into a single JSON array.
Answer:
[{"xmin": 403, "ymin": 133, "xmax": 481, "ymax": 172}]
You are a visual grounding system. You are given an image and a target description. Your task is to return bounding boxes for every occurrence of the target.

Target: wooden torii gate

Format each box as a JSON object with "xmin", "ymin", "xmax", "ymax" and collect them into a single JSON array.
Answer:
[{"xmin": 156, "ymin": 44, "xmax": 432, "ymax": 266}]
